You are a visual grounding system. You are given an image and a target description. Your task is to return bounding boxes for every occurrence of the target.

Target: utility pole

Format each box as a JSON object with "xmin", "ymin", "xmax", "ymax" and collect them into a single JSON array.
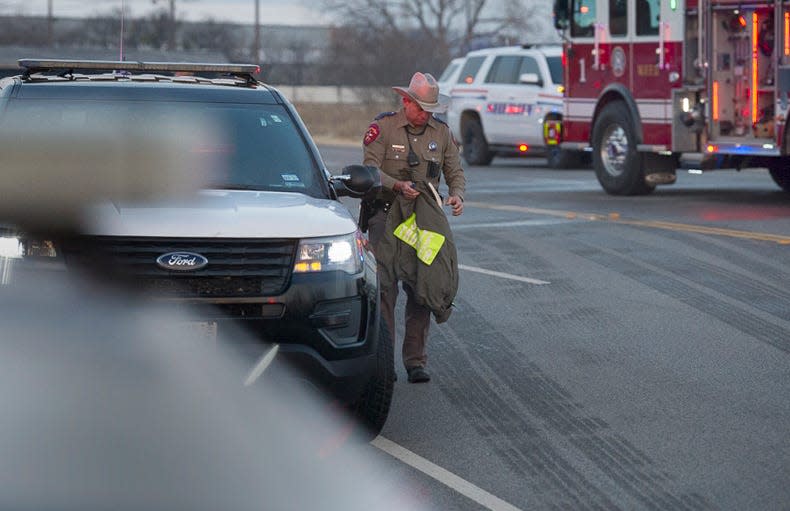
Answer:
[
  {"xmin": 254, "ymin": 0, "xmax": 260, "ymax": 66},
  {"xmin": 169, "ymin": 0, "xmax": 176, "ymax": 51},
  {"xmin": 47, "ymin": 0, "xmax": 53, "ymax": 47}
]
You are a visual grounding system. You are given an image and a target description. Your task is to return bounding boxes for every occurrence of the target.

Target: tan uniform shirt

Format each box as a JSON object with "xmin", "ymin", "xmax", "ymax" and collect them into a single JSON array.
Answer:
[{"xmin": 362, "ymin": 109, "xmax": 465, "ymax": 201}]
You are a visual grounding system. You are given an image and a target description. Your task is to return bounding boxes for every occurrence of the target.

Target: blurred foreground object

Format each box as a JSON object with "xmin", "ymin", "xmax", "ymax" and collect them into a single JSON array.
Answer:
[
  {"xmin": 0, "ymin": 112, "xmax": 216, "ymax": 233},
  {"xmin": 0, "ymin": 267, "xmax": 429, "ymax": 510},
  {"xmin": 0, "ymin": 61, "xmax": 396, "ymax": 504}
]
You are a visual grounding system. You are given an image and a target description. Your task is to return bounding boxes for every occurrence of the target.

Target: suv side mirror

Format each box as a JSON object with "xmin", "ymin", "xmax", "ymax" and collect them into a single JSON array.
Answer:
[
  {"xmin": 519, "ymin": 73, "xmax": 541, "ymax": 86},
  {"xmin": 553, "ymin": 0, "xmax": 569, "ymax": 30},
  {"xmin": 331, "ymin": 165, "xmax": 381, "ymax": 198}
]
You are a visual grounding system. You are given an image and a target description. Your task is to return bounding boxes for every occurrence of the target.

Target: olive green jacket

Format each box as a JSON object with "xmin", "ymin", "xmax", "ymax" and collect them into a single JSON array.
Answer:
[{"xmin": 376, "ymin": 181, "xmax": 458, "ymax": 323}]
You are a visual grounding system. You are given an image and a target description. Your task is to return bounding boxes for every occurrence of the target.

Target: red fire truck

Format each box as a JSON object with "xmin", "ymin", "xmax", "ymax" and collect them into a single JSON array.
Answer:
[{"xmin": 548, "ymin": 0, "xmax": 790, "ymax": 195}]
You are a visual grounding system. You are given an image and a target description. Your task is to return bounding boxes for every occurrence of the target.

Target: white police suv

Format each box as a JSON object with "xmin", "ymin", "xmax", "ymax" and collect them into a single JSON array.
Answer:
[
  {"xmin": 443, "ymin": 44, "xmax": 583, "ymax": 168},
  {"xmin": 0, "ymin": 59, "xmax": 393, "ymax": 438}
]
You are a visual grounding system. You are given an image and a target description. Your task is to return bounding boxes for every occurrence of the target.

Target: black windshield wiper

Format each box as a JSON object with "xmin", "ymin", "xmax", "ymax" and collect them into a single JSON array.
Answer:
[{"xmin": 213, "ymin": 184, "xmax": 267, "ymax": 191}]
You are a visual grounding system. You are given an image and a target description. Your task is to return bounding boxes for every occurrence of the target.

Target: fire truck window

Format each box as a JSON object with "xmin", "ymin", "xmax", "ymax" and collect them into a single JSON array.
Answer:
[
  {"xmin": 609, "ymin": 0, "xmax": 627, "ymax": 36},
  {"xmin": 485, "ymin": 56, "xmax": 522, "ymax": 84},
  {"xmin": 456, "ymin": 56, "xmax": 486, "ymax": 84},
  {"xmin": 637, "ymin": 0, "xmax": 659, "ymax": 36},
  {"xmin": 571, "ymin": 0, "xmax": 596, "ymax": 37},
  {"xmin": 546, "ymin": 57, "xmax": 563, "ymax": 85}
]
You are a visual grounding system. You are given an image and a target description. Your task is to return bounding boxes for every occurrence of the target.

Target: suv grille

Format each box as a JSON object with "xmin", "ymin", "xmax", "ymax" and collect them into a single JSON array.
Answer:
[{"xmin": 61, "ymin": 237, "xmax": 297, "ymax": 298}]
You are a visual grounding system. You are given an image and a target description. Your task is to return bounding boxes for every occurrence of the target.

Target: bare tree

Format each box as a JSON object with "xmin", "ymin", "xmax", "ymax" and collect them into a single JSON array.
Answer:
[
  {"xmin": 76, "ymin": 10, "xmax": 124, "ymax": 48},
  {"xmin": 0, "ymin": 15, "xmax": 49, "ymax": 46},
  {"xmin": 126, "ymin": 8, "xmax": 175, "ymax": 49},
  {"xmin": 321, "ymin": 0, "xmax": 544, "ymax": 62},
  {"xmin": 181, "ymin": 20, "xmax": 238, "ymax": 59},
  {"xmin": 71, "ymin": 8, "xmax": 177, "ymax": 51},
  {"xmin": 317, "ymin": 0, "xmax": 549, "ymax": 88},
  {"xmin": 321, "ymin": 25, "xmax": 443, "ymax": 87}
]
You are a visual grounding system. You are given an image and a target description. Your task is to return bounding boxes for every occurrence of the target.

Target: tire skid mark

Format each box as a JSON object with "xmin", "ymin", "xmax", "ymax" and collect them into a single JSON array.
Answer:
[
  {"xmin": 455, "ymin": 231, "xmax": 614, "ymax": 334},
  {"xmin": 455, "ymin": 230, "xmax": 553, "ymax": 280},
  {"xmin": 609, "ymin": 230, "xmax": 790, "ymax": 320},
  {"xmin": 487, "ymin": 348, "xmax": 709, "ymax": 511},
  {"xmin": 568, "ymin": 435, "xmax": 680, "ymax": 511},
  {"xmin": 435, "ymin": 337, "xmax": 617, "ymax": 510},
  {"xmin": 661, "ymin": 230, "xmax": 790, "ymax": 286},
  {"xmin": 579, "ymin": 224, "xmax": 790, "ymax": 320},
  {"xmin": 567, "ymin": 240, "xmax": 790, "ymax": 355},
  {"xmin": 432, "ymin": 304, "xmax": 711, "ymax": 510},
  {"xmin": 438, "ymin": 229, "xmax": 713, "ymax": 508},
  {"xmin": 655, "ymin": 256, "xmax": 789, "ymax": 319}
]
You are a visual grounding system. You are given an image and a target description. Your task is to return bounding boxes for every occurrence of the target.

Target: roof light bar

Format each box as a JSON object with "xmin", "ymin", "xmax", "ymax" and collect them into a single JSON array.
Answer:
[{"xmin": 18, "ymin": 59, "xmax": 260, "ymax": 76}]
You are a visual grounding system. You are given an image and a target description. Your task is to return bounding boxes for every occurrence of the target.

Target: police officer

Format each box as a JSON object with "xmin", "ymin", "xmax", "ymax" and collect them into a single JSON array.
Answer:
[{"xmin": 362, "ymin": 71, "xmax": 466, "ymax": 383}]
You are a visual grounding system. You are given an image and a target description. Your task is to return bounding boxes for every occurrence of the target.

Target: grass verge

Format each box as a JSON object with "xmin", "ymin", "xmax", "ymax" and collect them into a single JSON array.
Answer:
[{"xmin": 295, "ymin": 102, "xmax": 396, "ymax": 146}]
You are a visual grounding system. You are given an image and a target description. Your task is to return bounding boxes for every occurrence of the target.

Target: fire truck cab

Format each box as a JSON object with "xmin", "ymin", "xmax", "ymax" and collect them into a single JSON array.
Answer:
[{"xmin": 551, "ymin": 0, "xmax": 790, "ymax": 195}]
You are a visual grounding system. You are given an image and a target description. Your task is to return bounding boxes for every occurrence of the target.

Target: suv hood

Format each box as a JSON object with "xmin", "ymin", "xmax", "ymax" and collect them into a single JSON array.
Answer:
[{"xmin": 81, "ymin": 190, "xmax": 357, "ymax": 239}]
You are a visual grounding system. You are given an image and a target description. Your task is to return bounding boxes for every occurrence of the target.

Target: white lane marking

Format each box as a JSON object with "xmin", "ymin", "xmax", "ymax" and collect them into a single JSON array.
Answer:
[
  {"xmin": 459, "ymin": 264, "xmax": 550, "ymax": 285},
  {"xmin": 453, "ymin": 218, "xmax": 569, "ymax": 230},
  {"xmin": 243, "ymin": 344, "xmax": 279, "ymax": 386},
  {"xmin": 372, "ymin": 436, "xmax": 524, "ymax": 511}
]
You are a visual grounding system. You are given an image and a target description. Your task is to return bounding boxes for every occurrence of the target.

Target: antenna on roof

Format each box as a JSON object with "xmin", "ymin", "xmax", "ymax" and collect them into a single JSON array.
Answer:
[{"xmin": 119, "ymin": 0, "xmax": 126, "ymax": 61}]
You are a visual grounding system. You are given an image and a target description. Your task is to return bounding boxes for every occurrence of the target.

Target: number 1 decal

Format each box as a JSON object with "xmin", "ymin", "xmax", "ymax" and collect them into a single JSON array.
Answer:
[{"xmin": 579, "ymin": 58, "xmax": 587, "ymax": 83}]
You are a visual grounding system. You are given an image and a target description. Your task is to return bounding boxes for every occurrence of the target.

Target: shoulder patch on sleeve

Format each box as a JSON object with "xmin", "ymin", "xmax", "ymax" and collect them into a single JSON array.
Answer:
[
  {"xmin": 363, "ymin": 123, "xmax": 381, "ymax": 146},
  {"xmin": 374, "ymin": 111, "xmax": 396, "ymax": 120}
]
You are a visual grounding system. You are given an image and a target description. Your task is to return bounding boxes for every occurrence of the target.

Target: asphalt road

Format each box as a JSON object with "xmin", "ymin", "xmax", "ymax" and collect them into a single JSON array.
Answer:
[{"xmin": 320, "ymin": 144, "xmax": 790, "ymax": 511}]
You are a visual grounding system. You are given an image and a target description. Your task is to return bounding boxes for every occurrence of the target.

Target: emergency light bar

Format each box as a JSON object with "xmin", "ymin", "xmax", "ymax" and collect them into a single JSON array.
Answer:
[{"xmin": 18, "ymin": 59, "xmax": 260, "ymax": 77}]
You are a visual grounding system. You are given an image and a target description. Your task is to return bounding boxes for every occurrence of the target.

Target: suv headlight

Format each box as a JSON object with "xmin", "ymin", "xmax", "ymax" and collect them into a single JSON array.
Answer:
[
  {"xmin": 294, "ymin": 232, "xmax": 363, "ymax": 274},
  {"xmin": 24, "ymin": 239, "xmax": 58, "ymax": 258},
  {"xmin": 0, "ymin": 237, "xmax": 58, "ymax": 259},
  {"xmin": 0, "ymin": 237, "xmax": 24, "ymax": 259}
]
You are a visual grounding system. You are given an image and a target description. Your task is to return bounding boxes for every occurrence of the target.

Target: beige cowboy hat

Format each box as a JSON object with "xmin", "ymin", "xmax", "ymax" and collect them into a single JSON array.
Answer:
[{"xmin": 392, "ymin": 72, "xmax": 449, "ymax": 113}]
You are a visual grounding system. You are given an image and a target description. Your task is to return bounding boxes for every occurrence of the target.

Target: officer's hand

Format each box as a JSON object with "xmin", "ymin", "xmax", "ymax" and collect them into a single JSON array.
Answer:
[
  {"xmin": 394, "ymin": 180, "xmax": 419, "ymax": 200},
  {"xmin": 445, "ymin": 195, "xmax": 464, "ymax": 216}
]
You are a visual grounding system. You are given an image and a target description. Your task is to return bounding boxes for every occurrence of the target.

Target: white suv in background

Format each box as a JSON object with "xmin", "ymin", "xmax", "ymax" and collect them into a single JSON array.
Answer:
[{"xmin": 443, "ymin": 44, "xmax": 584, "ymax": 168}]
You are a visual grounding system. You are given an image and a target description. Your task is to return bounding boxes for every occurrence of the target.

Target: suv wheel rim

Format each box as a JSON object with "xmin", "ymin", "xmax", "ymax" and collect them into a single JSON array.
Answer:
[{"xmin": 600, "ymin": 124, "xmax": 628, "ymax": 178}]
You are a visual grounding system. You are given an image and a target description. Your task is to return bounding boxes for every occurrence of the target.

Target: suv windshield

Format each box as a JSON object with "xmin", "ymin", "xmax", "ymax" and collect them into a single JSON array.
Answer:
[
  {"xmin": 546, "ymin": 56, "xmax": 563, "ymax": 85},
  {"xmin": 439, "ymin": 61, "xmax": 460, "ymax": 82},
  {"xmin": 5, "ymin": 99, "xmax": 325, "ymax": 197}
]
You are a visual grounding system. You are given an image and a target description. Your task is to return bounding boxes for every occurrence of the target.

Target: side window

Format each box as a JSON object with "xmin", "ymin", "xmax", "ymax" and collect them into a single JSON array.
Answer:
[
  {"xmin": 517, "ymin": 56, "xmax": 542, "ymax": 85},
  {"xmin": 485, "ymin": 56, "xmax": 521, "ymax": 84},
  {"xmin": 610, "ymin": 0, "xmax": 627, "ymax": 36},
  {"xmin": 636, "ymin": 0, "xmax": 659, "ymax": 36},
  {"xmin": 456, "ymin": 56, "xmax": 486, "ymax": 84},
  {"xmin": 572, "ymin": 0, "xmax": 596, "ymax": 37}
]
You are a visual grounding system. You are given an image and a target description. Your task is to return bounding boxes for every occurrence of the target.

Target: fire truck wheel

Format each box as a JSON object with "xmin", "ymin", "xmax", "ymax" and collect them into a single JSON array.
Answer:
[
  {"xmin": 592, "ymin": 101, "xmax": 653, "ymax": 195},
  {"xmin": 462, "ymin": 119, "xmax": 494, "ymax": 166},
  {"xmin": 764, "ymin": 161, "xmax": 790, "ymax": 193}
]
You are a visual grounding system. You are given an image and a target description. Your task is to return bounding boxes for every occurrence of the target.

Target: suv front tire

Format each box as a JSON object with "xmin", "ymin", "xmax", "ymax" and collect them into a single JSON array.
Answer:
[
  {"xmin": 353, "ymin": 318, "xmax": 394, "ymax": 439},
  {"xmin": 462, "ymin": 118, "xmax": 494, "ymax": 166}
]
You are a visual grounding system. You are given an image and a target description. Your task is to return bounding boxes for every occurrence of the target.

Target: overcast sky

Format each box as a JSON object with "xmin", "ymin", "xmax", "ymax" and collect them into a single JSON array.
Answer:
[{"xmin": 2, "ymin": 0, "xmax": 331, "ymax": 25}]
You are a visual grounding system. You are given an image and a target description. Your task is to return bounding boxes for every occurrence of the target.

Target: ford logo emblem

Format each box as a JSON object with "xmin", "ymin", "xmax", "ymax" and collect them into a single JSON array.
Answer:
[{"xmin": 156, "ymin": 252, "xmax": 209, "ymax": 271}]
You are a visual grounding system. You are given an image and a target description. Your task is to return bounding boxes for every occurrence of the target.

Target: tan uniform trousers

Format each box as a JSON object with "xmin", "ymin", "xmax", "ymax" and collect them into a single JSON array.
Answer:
[{"xmin": 368, "ymin": 208, "xmax": 430, "ymax": 369}]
